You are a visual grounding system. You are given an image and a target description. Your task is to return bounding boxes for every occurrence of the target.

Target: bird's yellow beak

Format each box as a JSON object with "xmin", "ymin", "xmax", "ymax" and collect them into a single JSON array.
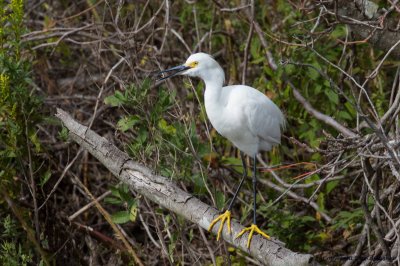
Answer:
[{"xmin": 156, "ymin": 64, "xmax": 191, "ymax": 81}]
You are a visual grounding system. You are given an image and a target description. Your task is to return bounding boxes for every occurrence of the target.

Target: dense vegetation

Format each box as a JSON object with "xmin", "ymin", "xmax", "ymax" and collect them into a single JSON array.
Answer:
[{"xmin": 1, "ymin": 0, "xmax": 400, "ymax": 265}]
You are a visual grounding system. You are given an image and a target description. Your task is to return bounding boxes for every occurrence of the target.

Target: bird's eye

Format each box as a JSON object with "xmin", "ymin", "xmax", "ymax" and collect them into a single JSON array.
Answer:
[{"xmin": 189, "ymin": 61, "xmax": 198, "ymax": 68}]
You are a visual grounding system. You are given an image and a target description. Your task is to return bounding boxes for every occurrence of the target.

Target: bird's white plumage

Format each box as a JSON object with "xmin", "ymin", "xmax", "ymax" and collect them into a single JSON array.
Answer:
[
  {"xmin": 181, "ymin": 53, "xmax": 285, "ymax": 156},
  {"xmin": 159, "ymin": 53, "xmax": 284, "ymax": 245}
]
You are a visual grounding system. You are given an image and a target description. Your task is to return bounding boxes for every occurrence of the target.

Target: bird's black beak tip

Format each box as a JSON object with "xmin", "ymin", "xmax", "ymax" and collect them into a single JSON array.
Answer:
[{"xmin": 156, "ymin": 65, "xmax": 191, "ymax": 82}]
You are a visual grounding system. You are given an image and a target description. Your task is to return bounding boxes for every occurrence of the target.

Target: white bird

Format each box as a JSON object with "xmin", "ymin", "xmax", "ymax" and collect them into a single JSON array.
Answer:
[{"xmin": 157, "ymin": 53, "xmax": 285, "ymax": 248}]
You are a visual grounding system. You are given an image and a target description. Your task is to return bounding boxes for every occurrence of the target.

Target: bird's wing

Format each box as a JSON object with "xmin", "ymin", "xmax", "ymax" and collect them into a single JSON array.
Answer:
[{"xmin": 244, "ymin": 93, "xmax": 285, "ymax": 145}]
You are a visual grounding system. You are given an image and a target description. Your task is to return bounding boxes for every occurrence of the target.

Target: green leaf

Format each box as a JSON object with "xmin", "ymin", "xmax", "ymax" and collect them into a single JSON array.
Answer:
[
  {"xmin": 158, "ymin": 119, "xmax": 176, "ymax": 135},
  {"xmin": 339, "ymin": 111, "xmax": 352, "ymax": 120},
  {"xmin": 314, "ymin": 84, "xmax": 322, "ymax": 94},
  {"xmin": 326, "ymin": 180, "xmax": 339, "ymax": 194},
  {"xmin": 138, "ymin": 128, "xmax": 148, "ymax": 143},
  {"xmin": 168, "ymin": 242, "xmax": 176, "ymax": 259},
  {"xmin": 307, "ymin": 68, "xmax": 319, "ymax": 80},
  {"xmin": 104, "ymin": 196, "xmax": 122, "ymax": 205},
  {"xmin": 0, "ymin": 149, "xmax": 16, "ymax": 158},
  {"xmin": 324, "ymin": 90, "xmax": 339, "ymax": 105},
  {"xmin": 111, "ymin": 211, "xmax": 131, "ymax": 224},
  {"xmin": 117, "ymin": 115, "xmax": 140, "ymax": 132},
  {"xmin": 188, "ymin": 228, "xmax": 194, "ymax": 242},
  {"xmin": 110, "ymin": 186, "xmax": 121, "ymax": 198},
  {"xmin": 192, "ymin": 174, "xmax": 207, "ymax": 195},
  {"xmin": 39, "ymin": 170, "xmax": 51, "ymax": 188},
  {"xmin": 344, "ymin": 101, "xmax": 356, "ymax": 115},
  {"xmin": 216, "ymin": 191, "xmax": 226, "ymax": 210},
  {"xmin": 284, "ymin": 64, "xmax": 295, "ymax": 75},
  {"xmin": 58, "ymin": 126, "xmax": 69, "ymax": 142},
  {"xmin": 250, "ymin": 38, "xmax": 260, "ymax": 59},
  {"xmin": 317, "ymin": 192, "xmax": 325, "ymax": 211},
  {"xmin": 300, "ymin": 215, "xmax": 316, "ymax": 223},
  {"xmin": 129, "ymin": 201, "xmax": 138, "ymax": 222},
  {"xmin": 104, "ymin": 91, "xmax": 125, "ymax": 107},
  {"xmin": 252, "ymin": 56, "xmax": 265, "ymax": 64},
  {"xmin": 120, "ymin": 183, "xmax": 129, "ymax": 195},
  {"xmin": 331, "ymin": 25, "xmax": 346, "ymax": 39},
  {"xmin": 221, "ymin": 156, "xmax": 243, "ymax": 174},
  {"xmin": 29, "ymin": 131, "xmax": 41, "ymax": 152}
]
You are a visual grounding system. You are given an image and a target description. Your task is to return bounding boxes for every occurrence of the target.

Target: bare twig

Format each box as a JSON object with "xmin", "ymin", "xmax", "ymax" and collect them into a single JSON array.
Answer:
[
  {"xmin": 198, "ymin": 226, "xmax": 217, "ymax": 266},
  {"xmin": 69, "ymin": 172, "xmax": 144, "ymax": 266},
  {"xmin": 39, "ymin": 148, "xmax": 84, "ymax": 210},
  {"xmin": 242, "ymin": 0, "xmax": 254, "ymax": 84},
  {"xmin": 221, "ymin": 5, "xmax": 251, "ymax": 12},
  {"xmin": 68, "ymin": 190, "xmax": 112, "ymax": 221}
]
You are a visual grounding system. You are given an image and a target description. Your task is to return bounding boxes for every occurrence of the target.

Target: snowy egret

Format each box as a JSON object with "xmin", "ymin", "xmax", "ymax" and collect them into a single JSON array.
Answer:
[{"xmin": 157, "ymin": 53, "xmax": 285, "ymax": 248}]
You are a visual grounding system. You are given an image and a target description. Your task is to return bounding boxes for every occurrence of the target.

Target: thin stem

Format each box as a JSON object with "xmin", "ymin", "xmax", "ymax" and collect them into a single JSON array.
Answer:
[
  {"xmin": 227, "ymin": 151, "xmax": 247, "ymax": 211},
  {"xmin": 253, "ymin": 154, "xmax": 257, "ymax": 224}
]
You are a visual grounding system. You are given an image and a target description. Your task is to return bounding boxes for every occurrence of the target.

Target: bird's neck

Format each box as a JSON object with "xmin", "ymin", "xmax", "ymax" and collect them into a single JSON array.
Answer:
[{"xmin": 202, "ymin": 66, "xmax": 225, "ymax": 103}]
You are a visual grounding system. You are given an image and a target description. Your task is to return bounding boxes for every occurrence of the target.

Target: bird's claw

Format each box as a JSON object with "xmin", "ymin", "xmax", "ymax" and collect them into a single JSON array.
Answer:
[
  {"xmin": 235, "ymin": 224, "xmax": 270, "ymax": 248},
  {"xmin": 208, "ymin": 210, "xmax": 232, "ymax": 241}
]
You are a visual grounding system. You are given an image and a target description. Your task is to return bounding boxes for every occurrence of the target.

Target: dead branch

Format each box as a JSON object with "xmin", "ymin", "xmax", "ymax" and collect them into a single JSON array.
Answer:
[{"xmin": 55, "ymin": 108, "xmax": 316, "ymax": 266}]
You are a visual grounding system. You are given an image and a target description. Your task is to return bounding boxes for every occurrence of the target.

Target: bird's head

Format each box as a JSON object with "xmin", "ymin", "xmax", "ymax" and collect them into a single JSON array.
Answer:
[{"xmin": 157, "ymin": 53, "xmax": 223, "ymax": 81}]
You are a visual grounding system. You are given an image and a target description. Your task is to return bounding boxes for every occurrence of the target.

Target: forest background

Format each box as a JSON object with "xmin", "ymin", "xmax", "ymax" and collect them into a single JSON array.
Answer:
[{"xmin": 1, "ymin": 0, "xmax": 400, "ymax": 265}]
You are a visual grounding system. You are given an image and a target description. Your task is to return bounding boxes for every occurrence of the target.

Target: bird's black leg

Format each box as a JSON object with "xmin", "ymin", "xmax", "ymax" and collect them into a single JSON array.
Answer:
[
  {"xmin": 208, "ymin": 152, "xmax": 248, "ymax": 239},
  {"xmin": 227, "ymin": 151, "xmax": 247, "ymax": 211},
  {"xmin": 235, "ymin": 153, "xmax": 270, "ymax": 248},
  {"xmin": 252, "ymin": 154, "xmax": 257, "ymax": 224}
]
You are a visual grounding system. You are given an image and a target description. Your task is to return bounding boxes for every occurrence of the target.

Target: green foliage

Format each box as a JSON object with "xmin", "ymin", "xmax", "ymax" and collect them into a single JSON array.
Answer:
[
  {"xmin": 0, "ymin": 0, "xmax": 47, "ymax": 264},
  {"xmin": 102, "ymin": 1, "xmax": 368, "ymax": 257},
  {"xmin": 215, "ymin": 191, "xmax": 226, "ymax": 210},
  {"xmin": 259, "ymin": 202, "xmax": 321, "ymax": 252},
  {"xmin": 104, "ymin": 79, "xmax": 211, "ymax": 189},
  {"xmin": 104, "ymin": 79, "xmax": 215, "ymax": 233},
  {"xmin": 214, "ymin": 248, "xmax": 248, "ymax": 266},
  {"xmin": 105, "ymin": 184, "xmax": 138, "ymax": 224},
  {"xmin": 0, "ymin": 0, "xmax": 42, "ymax": 188},
  {"xmin": 39, "ymin": 170, "xmax": 52, "ymax": 189},
  {"xmin": 0, "ymin": 242, "xmax": 32, "ymax": 266},
  {"xmin": 104, "ymin": 90, "xmax": 127, "ymax": 107},
  {"xmin": 0, "ymin": 215, "xmax": 32, "ymax": 266},
  {"xmin": 331, "ymin": 209, "xmax": 364, "ymax": 231},
  {"xmin": 117, "ymin": 115, "xmax": 140, "ymax": 132},
  {"xmin": 0, "ymin": 0, "xmax": 393, "ymax": 263},
  {"xmin": 331, "ymin": 199, "xmax": 370, "ymax": 231},
  {"xmin": 326, "ymin": 180, "xmax": 340, "ymax": 194},
  {"xmin": 2, "ymin": 215, "xmax": 18, "ymax": 238},
  {"xmin": 58, "ymin": 126, "xmax": 69, "ymax": 142}
]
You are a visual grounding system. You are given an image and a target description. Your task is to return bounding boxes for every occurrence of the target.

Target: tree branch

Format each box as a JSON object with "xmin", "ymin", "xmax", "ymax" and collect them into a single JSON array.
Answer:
[
  {"xmin": 325, "ymin": 0, "xmax": 400, "ymax": 59},
  {"xmin": 55, "ymin": 108, "xmax": 316, "ymax": 266},
  {"xmin": 288, "ymin": 81, "xmax": 358, "ymax": 138}
]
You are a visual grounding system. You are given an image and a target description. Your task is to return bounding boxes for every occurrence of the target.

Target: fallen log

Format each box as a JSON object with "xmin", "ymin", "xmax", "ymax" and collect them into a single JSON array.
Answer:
[{"xmin": 55, "ymin": 108, "xmax": 316, "ymax": 266}]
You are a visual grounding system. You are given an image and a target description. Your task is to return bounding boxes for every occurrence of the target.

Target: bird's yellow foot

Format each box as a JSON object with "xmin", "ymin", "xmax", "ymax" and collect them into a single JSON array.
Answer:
[
  {"xmin": 235, "ymin": 224, "xmax": 270, "ymax": 248},
  {"xmin": 208, "ymin": 210, "xmax": 232, "ymax": 241}
]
